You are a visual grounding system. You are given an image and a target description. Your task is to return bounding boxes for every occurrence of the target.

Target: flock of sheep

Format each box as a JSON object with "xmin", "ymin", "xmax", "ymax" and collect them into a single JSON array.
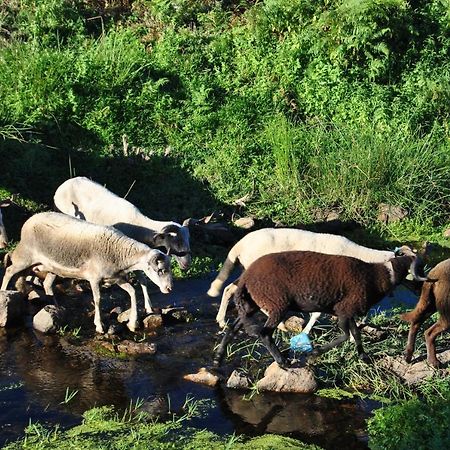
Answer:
[{"xmin": 0, "ymin": 176, "xmax": 449, "ymax": 371}]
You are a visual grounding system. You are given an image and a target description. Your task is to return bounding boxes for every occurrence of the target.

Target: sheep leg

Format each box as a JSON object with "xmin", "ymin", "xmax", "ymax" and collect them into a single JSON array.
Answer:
[
  {"xmin": 88, "ymin": 280, "xmax": 104, "ymax": 334},
  {"xmin": 254, "ymin": 312, "xmax": 286, "ymax": 368},
  {"xmin": 404, "ymin": 321, "xmax": 423, "ymax": 363},
  {"xmin": 1, "ymin": 262, "xmax": 31, "ymax": 290},
  {"xmin": 424, "ymin": 319, "xmax": 448, "ymax": 368},
  {"xmin": 116, "ymin": 280, "xmax": 139, "ymax": 332},
  {"xmin": 216, "ymin": 282, "xmax": 237, "ymax": 328},
  {"xmin": 348, "ymin": 317, "xmax": 368, "ymax": 361},
  {"xmin": 213, "ymin": 317, "xmax": 243, "ymax": 367},
  {"xmin": 402, "ymin": 282, "xmax": 436, "ymax": 363},
  {"xmin": 136, "ymin": 272, "xmax": 153, "ymax": 314},
  {"xmin": 302, "ymin": 311, "xmax": 322, "ymax": 334},
  {"xmin": 43, "ymin": 272, "xmax": 58, "ymax": 306},
  {"xmin": 312, "ymin": 317, "xmax": 350, "ymax": 356},
  {"xmin": 259, "ymin": 327, "xmax": 286, "ymax": 368}
]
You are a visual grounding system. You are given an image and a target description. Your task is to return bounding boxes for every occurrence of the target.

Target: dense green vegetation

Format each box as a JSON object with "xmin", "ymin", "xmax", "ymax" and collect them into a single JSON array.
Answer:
[
  {"xmin": 368, "ymin": 393, "xmax": 450, "ymax": 449},
  {"xmin": 0, "ymin": 0, "xmax": 449, "ymax": 230}
]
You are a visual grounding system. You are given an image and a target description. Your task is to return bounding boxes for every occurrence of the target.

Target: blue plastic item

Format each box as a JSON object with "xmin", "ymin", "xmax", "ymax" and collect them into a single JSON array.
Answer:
[{"xmin": 290, "ymin": 332, "xmax": 313, "ymax": 353}]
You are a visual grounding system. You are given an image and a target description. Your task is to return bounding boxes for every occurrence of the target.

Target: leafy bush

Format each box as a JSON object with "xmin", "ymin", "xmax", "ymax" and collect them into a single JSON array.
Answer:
[{"xmin": 368, "ymin": 389, "xmax": 450, "ymax": 450}]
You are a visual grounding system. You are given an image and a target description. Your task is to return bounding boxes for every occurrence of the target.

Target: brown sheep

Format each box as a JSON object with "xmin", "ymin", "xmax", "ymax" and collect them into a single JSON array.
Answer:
[
  {"xmin": 214, "ymin": 247, "xmax": 422, "ymax": 368},
  {"xmin": 401, "ymin": 258, "xmax": 450, "ymax": 368}
]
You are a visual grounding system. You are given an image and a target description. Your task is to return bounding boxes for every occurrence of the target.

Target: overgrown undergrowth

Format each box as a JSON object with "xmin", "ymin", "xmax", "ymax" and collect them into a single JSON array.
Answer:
[{"xmin": 0, "ymin": 0, "xmax": 449, "ymax": 229}]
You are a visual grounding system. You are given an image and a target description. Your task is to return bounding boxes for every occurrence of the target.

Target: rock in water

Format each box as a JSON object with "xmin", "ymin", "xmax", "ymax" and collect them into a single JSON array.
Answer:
[
  {"xmin": 226, "ymin": 370, "xmax": 250, "ymax": 389},
  {"xmin": 33, "ymin": 305, "xmax": 66, "ymax": 333},
  {"xmin": 0, "ymin": 290, "xmax": 26, "ymax": 327},
  {"xmin": 256, "ymin": 362, "xmax": 317, "ymax": 393},
  {"xmin": 183, "ymin": 367, "xmax": 220, "ymax": 387}
]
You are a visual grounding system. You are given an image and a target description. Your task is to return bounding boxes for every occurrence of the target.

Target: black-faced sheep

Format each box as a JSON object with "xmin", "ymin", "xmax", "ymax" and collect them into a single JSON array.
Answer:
[
  {"xmin": 401, "ymin": 258, "xmax": 450, "ymax": 368},
  {"xmin": 1, "ymin": 212, "xmax": 173, "ymax": 333},
  {"xmin": 0, "ymin": 199, "xmax": 11, "ymax": 249},
  {"xmin": 207, "ymin": 227, "xmax": 395, "ymax": 331},
  {"xmin": 54, "ymin": 176, "xmax": 191, "ymax": 313},
  {"xmin": 213, "ymin": 247, "xmax": 421, "ymax": 368}
]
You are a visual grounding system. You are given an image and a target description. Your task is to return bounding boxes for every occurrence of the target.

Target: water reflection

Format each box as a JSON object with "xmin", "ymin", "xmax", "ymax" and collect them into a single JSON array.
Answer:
[{"xmin": 0, "ymin": 276, "xmax": 418, "ymax": 448}]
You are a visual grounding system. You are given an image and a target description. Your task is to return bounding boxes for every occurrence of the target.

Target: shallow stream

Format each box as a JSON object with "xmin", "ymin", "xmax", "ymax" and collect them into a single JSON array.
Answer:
[{"xmin": 0, "ymin": 276, "xmax": 418, "ymax": 449}]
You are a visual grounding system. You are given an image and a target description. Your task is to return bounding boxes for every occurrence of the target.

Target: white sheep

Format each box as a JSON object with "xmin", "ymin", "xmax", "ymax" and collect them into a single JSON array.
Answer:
[
  {"xmin": 1, "ymin": 212, "xmax": 173, "ymax": 333},
  {"xmin": 208, "ymin": 228, "xmax": 395, "ymax": 331},
  {"xmin": 0, "ymin": 199, "xmax": 11, "ymax": 249},
  {"xmin": 214, "ymin": 247, "xmax": 421, "ymax": 368},
  {"xmin": 54, "ymin": 177, "xmax": 191, "ymax": 313}
]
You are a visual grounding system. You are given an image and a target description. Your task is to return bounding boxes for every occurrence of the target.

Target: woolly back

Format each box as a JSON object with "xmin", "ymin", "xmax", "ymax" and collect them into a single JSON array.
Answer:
[{"xmin": 22, "ymin": 212, "xmax": 148, "ymax": 266}]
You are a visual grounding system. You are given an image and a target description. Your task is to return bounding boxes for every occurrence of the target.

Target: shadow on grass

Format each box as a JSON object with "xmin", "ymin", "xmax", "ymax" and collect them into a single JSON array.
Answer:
[{"xmin": 0, "ymin": 134, "xmax": 225, "ymax": 244}]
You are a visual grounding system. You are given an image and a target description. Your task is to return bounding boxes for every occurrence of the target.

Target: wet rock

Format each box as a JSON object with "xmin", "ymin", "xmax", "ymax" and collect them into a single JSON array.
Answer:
[
  {"xmin": 226, "ymin": 370, "xmax": 250, "ymax": 389},
  {"xmin": 143, "ymin": 314, "xmax": 163, "ymax": 330},
  {"xmin": 33, "ymin": 305, "xmax": 66, "ymax": 334},
  {"xmin": 116, "ymin": 340, "xmax": 157, "ymax": 356},
  {"xmin": 378, "ymin": 351, "xmax": 450, "ymax": 385},
  {"xmin": 377, "ymin": 203, "xmax": 408, "ymax": 224},
  {"xmin": 183, "ymin": 367, "xmax": 220, "ymax": 387},
  {"xmin": 0, "ymin": 290, "xmax": 27, "ymax": 327},
  {"xmin": 117, "ymin": 308, "xmax": 130, "ymax": 324},
  {"xmin": 284, "ymin": 316, "xmax": 305, "ymax": 333},
  {"xmin": 256, "ymin": 362, "xmax": 318, "ymax": 393},
  {"xmin": 233, "ymin": 217, "xmax": 255, "ymax": 230},
  {"xmin": 162, "ymin": 307, "xmax": 194, "ymax": 324},
  {"xmin": 106, "ymin": 323, "xmax": 125, "ymax": 336}
]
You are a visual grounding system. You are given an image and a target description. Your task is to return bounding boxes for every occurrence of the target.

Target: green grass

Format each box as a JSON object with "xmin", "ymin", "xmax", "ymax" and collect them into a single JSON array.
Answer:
[
  {"xmin": 0, "ymin": 0, "xmax": 449, "ymax": 235},
  {"xmin": 3, "ymin": 404, "xmax": 321, "ymax": 450}
]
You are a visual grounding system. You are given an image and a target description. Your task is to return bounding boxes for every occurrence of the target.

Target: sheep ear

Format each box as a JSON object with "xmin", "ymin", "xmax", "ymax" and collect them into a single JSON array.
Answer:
[{"xmin": 153, "ymin": 233, "xmax": 166, "ymax": 247}]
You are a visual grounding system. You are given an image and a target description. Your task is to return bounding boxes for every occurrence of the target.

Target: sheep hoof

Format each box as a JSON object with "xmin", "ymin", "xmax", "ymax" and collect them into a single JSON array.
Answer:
[
  {"xmin": 404, "ymin": 352, "xmax": 413, "ymax": 363},
  {"xmin": 358, "ymin": 352, "xmax": 371, "ymax": 363},
  {"xmin": 428, "ymin": 359, "xmax": 442, "ymax": 369}
]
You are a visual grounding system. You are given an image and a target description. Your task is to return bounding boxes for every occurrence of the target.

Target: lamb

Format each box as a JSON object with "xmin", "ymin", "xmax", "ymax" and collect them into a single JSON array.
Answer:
[
  {"xmin": 54, "ymin": 176, "xmax": 191, "ymax": 313},
  {"xmin": 207, "ymin": 227, "xmax": 395, "ymax": 331},
  {"xmin": 0, "ymin": 199, "xmax": 11, "ymax": 249},
  {"xmin": 1, "ymin": 212, "xmax": 173, "ymax": 333},
  {"xmin": 401, "ymin": 258, "xmax": 450, "ymax": 368},
  {"xmin": 213, "ymin": 247, "xmax": 421, "ymax": 368}
]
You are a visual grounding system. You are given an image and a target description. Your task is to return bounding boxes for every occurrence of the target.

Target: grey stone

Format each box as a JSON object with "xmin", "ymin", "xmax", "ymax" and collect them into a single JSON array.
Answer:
[
  {"xmin": 116, "ymin": 340, "xmax": 157, "ymax": 355},
  {"xmin": 33, "ymin": 305, "xmax": 66, "ymax": 333},
  {"xmin": 233, "ymin": 217, "xmax": 255, "ymax": 230},
  {"xmin": 226, "ymin": 370, "xmax": 250, "ymax": 389},
  {"xmin": 256, "ymin": 362, "xmax": 318, "ymax": 393},
  {"xmin": 284, "ymin": 316, "xmax": 305, "ymax": 333},
  {"xmin": 378, "ymin": 350, "xmax": 450, "ymax": 385},
  {"xmin": 0, "ymin": 290, "xmax": 26, "ymax": 327},
  {"xmin": 378, "ymin": 203, "xmax": 408, "ymax": 224},
  {"xmin": 162, "ymin": 307, "xmax": 194, "ymax": 323},
  {"xmin": 143, "ymin": 314, "xmax": 163, "ymax": 330},
  {"xmin": 117, "ymin": 308, "xmax": 130, "ymax": 324}
]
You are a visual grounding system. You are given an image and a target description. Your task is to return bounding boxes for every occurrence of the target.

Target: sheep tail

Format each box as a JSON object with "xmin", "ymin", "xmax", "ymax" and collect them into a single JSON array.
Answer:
[
  {"xmin": 400, "ymin": 281, "xmax": 435, "ymax": 323},
  {"xmin": 207, "ymin": 251, "xmax": 239, "ymax": 297}
]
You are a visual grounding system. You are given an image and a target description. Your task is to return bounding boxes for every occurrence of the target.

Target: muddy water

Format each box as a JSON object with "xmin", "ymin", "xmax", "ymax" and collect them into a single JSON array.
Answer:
[{"xmin": 0, "ymin": 276, "xmax": 418, "ymax": 449}]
